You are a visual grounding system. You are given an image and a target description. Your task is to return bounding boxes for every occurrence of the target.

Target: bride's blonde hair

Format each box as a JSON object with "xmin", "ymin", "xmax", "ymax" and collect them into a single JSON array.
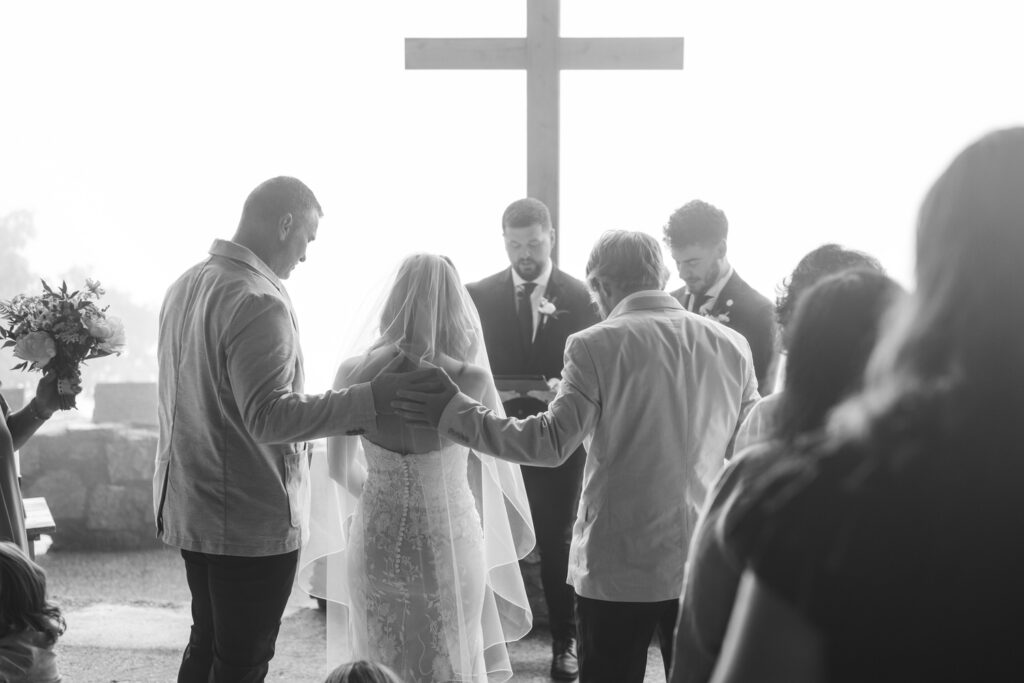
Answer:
[{"xmin": 378, "ymin": 253, "xmax": 477, "ymax": 362}]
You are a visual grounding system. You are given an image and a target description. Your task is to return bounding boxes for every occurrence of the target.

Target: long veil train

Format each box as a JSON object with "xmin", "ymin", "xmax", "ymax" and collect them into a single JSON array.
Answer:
[{"xmin": 297, "ymin": 254, "xmax": 535, "ymax": 681}]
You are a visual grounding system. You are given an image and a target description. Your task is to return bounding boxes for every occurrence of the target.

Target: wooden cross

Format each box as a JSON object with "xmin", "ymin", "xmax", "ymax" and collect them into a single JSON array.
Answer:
[{"xmin": 406, "ymin": 0, "xmax": 684, "ymax": 263}]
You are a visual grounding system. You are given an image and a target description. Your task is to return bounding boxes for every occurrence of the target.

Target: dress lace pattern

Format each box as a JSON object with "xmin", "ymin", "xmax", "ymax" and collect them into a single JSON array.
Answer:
[{"xmin": 348, "ymin": 438, "xmax": 487, "ymax": 682}]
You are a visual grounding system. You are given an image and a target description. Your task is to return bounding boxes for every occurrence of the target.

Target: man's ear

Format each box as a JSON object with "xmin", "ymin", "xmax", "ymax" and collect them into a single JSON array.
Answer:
[
  {"xmin": 715, "ymin": 239, "xmax": 728, "ymax": 260},
  {"xmin": 278, "ymin": 213, "xmax": 294, "ymax": 241},
  {"xmin": 549, "ymin": 228, "xmax": 557, "ymax": 248}
]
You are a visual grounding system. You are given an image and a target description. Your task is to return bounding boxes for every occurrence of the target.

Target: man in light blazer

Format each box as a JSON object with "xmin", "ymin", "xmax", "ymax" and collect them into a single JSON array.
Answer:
[{"xmin": 394, "ymin": 230, "xmax": 758, "ymax": 683}]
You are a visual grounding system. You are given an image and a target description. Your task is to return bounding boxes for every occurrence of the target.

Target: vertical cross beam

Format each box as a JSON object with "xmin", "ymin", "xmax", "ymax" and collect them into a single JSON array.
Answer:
[
  {"xmin": 527, "ymin": 0, "xmax": 560, "ymax": 259},
  {"xmin": 406, "ymin": 1, "xmax": 684, "ymax": 264}
]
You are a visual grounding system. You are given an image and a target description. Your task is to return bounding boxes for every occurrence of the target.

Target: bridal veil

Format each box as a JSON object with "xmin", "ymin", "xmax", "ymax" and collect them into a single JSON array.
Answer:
[{"xmin": 298, "ymin": 254, "xmax": 535, "ymax": 681}]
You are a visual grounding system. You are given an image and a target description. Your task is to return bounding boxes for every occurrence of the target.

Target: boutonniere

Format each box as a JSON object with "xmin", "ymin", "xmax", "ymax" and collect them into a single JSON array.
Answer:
[
  {"xmin": 538, "ymin": 296, "xmax": 568, "ymax": 321},
  {"xmin": 702, "ymin": 298, "xmax": 733, "ymax": 325}
]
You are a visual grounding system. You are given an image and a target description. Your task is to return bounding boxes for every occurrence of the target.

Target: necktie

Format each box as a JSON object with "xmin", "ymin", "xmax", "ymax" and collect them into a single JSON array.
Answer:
[
  {"xmin": 691, "ymin": 292, "xmax": 711, "ymax": 313},
  {"xmin": 517, "ymin": 282, "xmax": 537, "ymax": 348}
]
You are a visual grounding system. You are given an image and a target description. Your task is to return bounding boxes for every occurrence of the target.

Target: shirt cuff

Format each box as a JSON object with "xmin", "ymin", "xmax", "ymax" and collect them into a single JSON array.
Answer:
[
  {"xmin": 438, "ymin": 392, "xmax": 476, "ymax": 444},
  {"xmin": 347, "ymin": 382, "xmax": 378, "ymax": 433}
]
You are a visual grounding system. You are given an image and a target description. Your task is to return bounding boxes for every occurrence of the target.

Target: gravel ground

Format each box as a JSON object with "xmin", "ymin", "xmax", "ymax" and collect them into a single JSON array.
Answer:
[{"xmin": 38, "ymin": 548, "xmax": 666, "ymax": 682}]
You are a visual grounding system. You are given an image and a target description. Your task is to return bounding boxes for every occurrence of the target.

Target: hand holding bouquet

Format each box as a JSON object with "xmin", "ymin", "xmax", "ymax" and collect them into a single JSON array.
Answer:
[{"xmin": 0, "ymin": 279, "xmax": 125, "ymax": 410}]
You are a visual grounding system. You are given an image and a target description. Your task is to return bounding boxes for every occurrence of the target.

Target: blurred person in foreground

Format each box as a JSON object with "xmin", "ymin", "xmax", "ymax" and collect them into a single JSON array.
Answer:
[
  {"xmin": 393, "ymin": 231, "xmax": 757, "ymax": 683},
  {"xmin": 0, "ymin": 540, "xmax": 64, "ymax": 682},
  {"xmin": 670, "ymin": 268, "xmax": 902, "ymax": 683},
  {"xmin": 711, "ymin": 127, "xmax": 1024, "ymax": 682},
  {"xmin": 324, "ymin": 659, "xmax": 403, "ymax": 683},
  {"xmin": 155, "ymin": 177, "xmax": 438, "ymax": 682},
  {"xmin": 732, "ymin": 245, "xmax": 885, "ymax": 453}
]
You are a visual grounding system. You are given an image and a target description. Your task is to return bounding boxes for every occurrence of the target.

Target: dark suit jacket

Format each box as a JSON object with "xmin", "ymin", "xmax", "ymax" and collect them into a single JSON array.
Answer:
[
  {"xmin": 468, "ymin": 266, "xmax": 600, "ymax": 419},
  {"xmin": 672, "ymin": 271, "xmax": 778, "ymax": 394}
]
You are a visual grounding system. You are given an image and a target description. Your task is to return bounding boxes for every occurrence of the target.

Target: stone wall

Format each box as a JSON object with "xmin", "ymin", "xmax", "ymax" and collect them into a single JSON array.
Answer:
[
  {"xmin": 20, "ymin": 424, "xmax": 160, "ymax": 551},
  {"xmin": 92, "ymin": 382, "xmax": 158, "ymax": 427},
  {"xmin": 16, "ymin": 403, "xmax": 551, "ymax": 623}
]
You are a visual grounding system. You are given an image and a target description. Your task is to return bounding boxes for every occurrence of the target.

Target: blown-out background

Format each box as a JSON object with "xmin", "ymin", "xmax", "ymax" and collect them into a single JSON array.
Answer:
[{"xmin": 2, "ymin": 0, "xmax": 1022, "ymax": 400}]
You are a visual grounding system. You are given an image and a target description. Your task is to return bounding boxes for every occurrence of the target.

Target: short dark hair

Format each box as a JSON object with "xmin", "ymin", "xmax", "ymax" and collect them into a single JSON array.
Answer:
[
  {"xmin": 502, "ymin": 197, "xmax": 552, "ymax": 232},
  {"xmin": 663, "ymin": 200, "xmax": 728, "ymax": 249},
  {"xmin": 586, "ymin": 230, "xmax": 669, "ymax": 294},
  {"xmin": 775, "ymin": 244, "xmax": 884, "ymax": 332},
  {"xmin": 776, "ymin": 268, "xmax": 902, "ymax": 440},
  {"xmin": 239, "ymin": 176, "xmax": 322, "ymax": 228}
]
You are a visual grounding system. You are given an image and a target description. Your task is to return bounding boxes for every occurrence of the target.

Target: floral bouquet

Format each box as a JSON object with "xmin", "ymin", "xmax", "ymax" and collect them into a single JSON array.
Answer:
[{"xmin": 0, "ymin": 279, "xmax": 125, "ymax": 409}]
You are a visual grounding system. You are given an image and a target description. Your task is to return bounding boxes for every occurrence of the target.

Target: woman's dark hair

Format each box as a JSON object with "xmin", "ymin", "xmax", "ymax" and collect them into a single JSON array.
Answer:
[
  {"xmin": 775, "ymin": 269, "xmax": 902, "ymax": 441},
  {"xmin": 774, "ymin": 244, "xmax": 884, "ymax": 333},
  {"xmin": 324, "ymin": 659, "xmax": 403, "ymax": 683},
  {"xmin": 832, "ymin": 128, "xmax": 1024, "ymax": 446},
  {"xmin": 0, "ymin": 541, "xmax": 65, "ymax": 646}
]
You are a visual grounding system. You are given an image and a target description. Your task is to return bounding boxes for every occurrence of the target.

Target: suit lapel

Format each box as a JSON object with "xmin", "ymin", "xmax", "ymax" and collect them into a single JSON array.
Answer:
[
  {"xmin": 533, "ymin": 267, "xmax": 563, "ymax": 352},
  {"xmin": 710, "ymin": 272, "xmax": 740, "ymax": 315}
]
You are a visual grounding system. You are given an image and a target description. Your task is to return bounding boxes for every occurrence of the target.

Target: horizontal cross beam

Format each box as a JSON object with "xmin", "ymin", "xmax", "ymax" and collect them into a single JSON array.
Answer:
[{"xmin": 405, "ymin": 37, "xmax": 684, "ymax": 70}]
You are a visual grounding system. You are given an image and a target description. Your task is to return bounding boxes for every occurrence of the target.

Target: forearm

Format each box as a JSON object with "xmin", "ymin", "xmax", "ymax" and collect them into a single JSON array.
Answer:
[
  {"xmin": 245, "ymin": 383, "xmax": 376, "ymax": 445},
  {"xmin": 8, "ymin": 400, "xmax": 52, "ymax": 451},
  {"xmin": 438, "ymin": 392, "xmax": 585, "ymax": 467}
]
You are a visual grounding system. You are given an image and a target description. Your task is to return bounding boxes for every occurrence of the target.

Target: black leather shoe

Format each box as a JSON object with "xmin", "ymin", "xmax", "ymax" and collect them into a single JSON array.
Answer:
[{"xmin": 551, "ymin": 637, "xmax": 579, "ymax": 680}]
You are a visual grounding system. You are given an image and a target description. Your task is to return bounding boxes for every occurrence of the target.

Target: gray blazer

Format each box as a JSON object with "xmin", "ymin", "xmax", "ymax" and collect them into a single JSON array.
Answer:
[
  {"xmin": 439, "ymin": 290, "xmax": 758, "ymax": 601},
  {"xmin": 154, "ymin": 240, "xmax": 376, "ymax": 557}
]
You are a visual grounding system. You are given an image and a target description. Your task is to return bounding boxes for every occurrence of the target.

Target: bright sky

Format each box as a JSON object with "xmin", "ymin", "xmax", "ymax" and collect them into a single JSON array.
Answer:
[{"xmin": 2, "ymin": 0, "xmax": 1022, "ymax": 391}]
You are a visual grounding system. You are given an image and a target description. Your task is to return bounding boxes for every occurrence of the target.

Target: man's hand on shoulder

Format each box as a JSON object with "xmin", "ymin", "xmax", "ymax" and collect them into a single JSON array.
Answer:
[
  {"xmin": 370, "ymin": 353, "xmax": 449, "ymax": 416},
  {"xmin": 391, "ymin": 370, "xmax": 460, "ymax": 429}
]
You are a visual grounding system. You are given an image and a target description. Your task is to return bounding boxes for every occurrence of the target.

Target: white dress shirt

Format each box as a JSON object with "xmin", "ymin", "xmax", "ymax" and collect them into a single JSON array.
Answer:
[
  {"xmin": 685, "ymin": 263, "xmax": 734, "ymax": 314},
  {"xmin": 439, "ymin": 289, "xmax": 758, "ymax": 602}
]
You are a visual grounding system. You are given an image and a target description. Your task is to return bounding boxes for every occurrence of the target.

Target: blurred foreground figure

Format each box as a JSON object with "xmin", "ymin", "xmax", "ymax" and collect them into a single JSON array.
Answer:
[
  {"xmin": 711, "ymin": 128, "xmax": 1024, "ymax": 683},
  {"xmin": 670, "ymin": 268, "xmax": 901, "ymax": 683}
]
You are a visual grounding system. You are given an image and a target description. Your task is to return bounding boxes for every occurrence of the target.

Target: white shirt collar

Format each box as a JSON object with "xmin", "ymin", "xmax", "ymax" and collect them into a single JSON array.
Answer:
[
  {"xmin": 511, "ymin": 259, "xmax": 553, "ymax": 292},
  {"xmin": 688, "ymin": 261, "xmax": 734, "ymax": 312},
  {"xmin": 608, "ymin": 289, "xmax": 665, "ymax": 318},
  {"xmin": 703, "ymin": 261, "xmax": 734, "ymax": 300}
]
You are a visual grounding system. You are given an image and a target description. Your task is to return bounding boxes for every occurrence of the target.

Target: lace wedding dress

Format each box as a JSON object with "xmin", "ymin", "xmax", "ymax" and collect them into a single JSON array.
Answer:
[
  {"xmin": 349, "ymin": 439, "xmax": 487, "ymax": 681},
  {"xmin": 298, "ymin": 254, "xmax": 534, "ymax": 682}
]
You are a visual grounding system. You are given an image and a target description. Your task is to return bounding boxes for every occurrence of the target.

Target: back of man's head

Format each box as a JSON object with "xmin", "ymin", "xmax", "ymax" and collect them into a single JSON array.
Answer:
[
  {"xmin": 238, "ymin": 176, "xmax": 323, "ymax": 234},
  {"xmin": 586, "ymin": 230, "xmax": 669, "ymax": 294},
  {"xmin": 663, "ymin": 200, "xmax": 728, "ymax": 249},
  {"xmin": 501, "ymin": 197, "xmax": 552, "ymax": 232}
]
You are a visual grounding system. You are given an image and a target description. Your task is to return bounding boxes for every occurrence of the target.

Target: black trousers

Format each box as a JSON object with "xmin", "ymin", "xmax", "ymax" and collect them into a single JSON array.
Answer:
[
  {"xmin": 178, "ymin": 549, "xmax": 299, "ymax": 683},
  {"xmin": 521, "ymin": 445, "xmax": 586, "ymax": 642},
  {"xmin": 575, "ymin": 594, "xmax": 680, "ymax": 683}
]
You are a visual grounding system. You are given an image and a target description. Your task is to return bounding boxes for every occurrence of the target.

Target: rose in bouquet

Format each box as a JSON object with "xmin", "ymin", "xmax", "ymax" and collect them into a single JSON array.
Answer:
[{"xmin": 0, "ymin": 279, "xmax": 125, "ymax": 409}]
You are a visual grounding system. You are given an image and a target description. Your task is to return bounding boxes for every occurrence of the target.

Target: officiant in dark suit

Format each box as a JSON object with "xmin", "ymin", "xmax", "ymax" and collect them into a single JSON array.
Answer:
[
  {"xmin": 664, "ymin": 200, "xmax": 778, "ymax": 394},
  {"xmin": 467, "ymin": 198, "xmax": 599, "ymax": 680}
]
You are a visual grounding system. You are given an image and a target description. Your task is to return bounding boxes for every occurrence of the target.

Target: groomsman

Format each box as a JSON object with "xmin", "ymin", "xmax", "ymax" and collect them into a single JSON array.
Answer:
[
  {"xmin": 397, "ymin": 230, "xmax": 758, "ymax": 683},
  {"xmin": 663, "ymin": 200, "xmax": 778, "ymax": 394},
  {"xmin": 467, "ymin": 198, "xmax": 599, "ymax": 680}
]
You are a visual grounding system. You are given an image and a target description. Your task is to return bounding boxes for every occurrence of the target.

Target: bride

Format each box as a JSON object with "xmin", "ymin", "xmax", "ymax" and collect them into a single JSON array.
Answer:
[{"xmin": 299, "ymin": 254, "xmax": 535, "ymax": 682}]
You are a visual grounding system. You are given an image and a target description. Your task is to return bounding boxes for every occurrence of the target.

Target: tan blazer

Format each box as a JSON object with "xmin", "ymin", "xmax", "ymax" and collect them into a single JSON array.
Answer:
[{"xmin": 439, "ymin": 290, "xmax": 758, "ymax": 602}]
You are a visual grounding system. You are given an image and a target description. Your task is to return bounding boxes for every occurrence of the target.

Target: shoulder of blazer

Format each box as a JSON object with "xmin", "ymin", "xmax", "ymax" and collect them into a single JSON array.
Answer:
[
  {"xmin": 720, "ymin": 271, "xmax": 772, "ymax": 314},
  {"xmin": 467, "ymin": 269, "xmax": 512, "ymax": 299},
  {"xmin": 548, "ymin": 268, "xmax": 593, "ymax": 307}
]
